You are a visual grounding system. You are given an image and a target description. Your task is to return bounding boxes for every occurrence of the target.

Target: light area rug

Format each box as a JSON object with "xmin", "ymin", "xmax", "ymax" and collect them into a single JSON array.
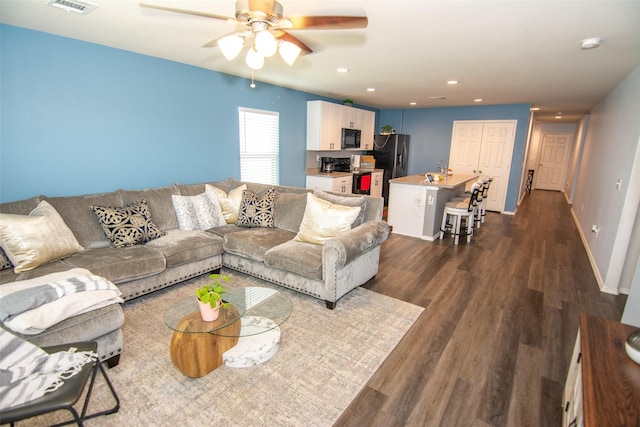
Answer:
[{"xmin": 29, "ymin": 271, "xmax": 423, "ymax": 426}]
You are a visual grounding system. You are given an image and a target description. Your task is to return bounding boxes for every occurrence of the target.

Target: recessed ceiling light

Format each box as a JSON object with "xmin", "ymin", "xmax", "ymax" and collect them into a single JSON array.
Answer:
[
  {"xmin": 530, "ymin": 107, "xmax": 540, "ymax": 111},
  {"xmin": 336, "ymin": 67, "xmax": 349, "ymax": 73},
  {"xmin": 555, "ymin": 116, "xmax": 563, "ymax": 119},
  {"xmin": 366, "ymin": 88, "xmax": 375, "ymax": 92},
  {"xmin": 474, "ymin": 98, "xmax": 483, "ymax": 102},
  {"xmin": 447, "ymin": 80, "xmax": 458, "ymax": 85},
  {"xmin": 581, "ymin": 38, "xmax": 601, "ymax": 49},
  {"xmin": 409, "ymin": 102, "xmax": 417, "ymax": 106}
]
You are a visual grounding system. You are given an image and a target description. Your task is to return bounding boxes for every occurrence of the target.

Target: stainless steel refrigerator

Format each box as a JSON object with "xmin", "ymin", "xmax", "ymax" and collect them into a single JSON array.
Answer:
[{"xmin": 371, "ymin": 134, "xmax": 410, "ymax": 204}]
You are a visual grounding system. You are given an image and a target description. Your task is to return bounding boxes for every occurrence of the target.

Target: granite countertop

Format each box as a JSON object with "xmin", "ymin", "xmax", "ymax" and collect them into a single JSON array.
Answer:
[
  {"xmin": 305, "ymin": 168, "xmax": 384, "ymax": 177},
  {"xmin": 389, "ymin": 173, "xmax": 478, "ymax": 189}
]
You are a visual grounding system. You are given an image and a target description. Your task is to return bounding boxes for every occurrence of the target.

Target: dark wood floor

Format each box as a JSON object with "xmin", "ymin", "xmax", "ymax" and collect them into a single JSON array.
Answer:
[{"xmin": 335, "ymin": 190, "xmax": 627, "ymax": 427}]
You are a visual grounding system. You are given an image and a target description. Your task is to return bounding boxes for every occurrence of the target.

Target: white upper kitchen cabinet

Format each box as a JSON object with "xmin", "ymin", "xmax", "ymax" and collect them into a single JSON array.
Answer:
[
  {"xmin": 307, "ymin": 101, "xmax": 342, "ymax": 150},
  {"xmin": 361, "ymin": 110, "xmax": 375, "ymax": 150},
  {"xmin": 307, "ymin": 101, "xmax": 376, "ymax": 151},
  {"xmin": 340, "ymin": 106, "xmax": 362, "ymax": 130}
]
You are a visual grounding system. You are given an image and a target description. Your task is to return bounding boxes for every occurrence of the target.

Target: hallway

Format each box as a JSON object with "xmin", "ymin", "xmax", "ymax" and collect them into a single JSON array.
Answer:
[{"xmin": 336, "ymin": 190, "xmax": 627, "ymax": 426}]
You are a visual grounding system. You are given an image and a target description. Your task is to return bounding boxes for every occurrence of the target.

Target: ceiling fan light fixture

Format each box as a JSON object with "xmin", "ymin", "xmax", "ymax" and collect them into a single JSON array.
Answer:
[
  {"xmin": 218, "ymin": 35, "xmax": 244, "ymax": 61},
  {"xmin": 279, "ymin": 41, "xmax": 301, "ymax": 66},
  {"xmin": 255, "ymin": 30, "xmax": 278, "ymax": 57},
  {"xmin": 246, "ymin": 48, "xmax": 264, "ymax": 70}
]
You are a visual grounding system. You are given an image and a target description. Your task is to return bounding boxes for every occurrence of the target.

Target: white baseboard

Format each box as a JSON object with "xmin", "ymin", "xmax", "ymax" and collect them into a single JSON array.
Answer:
[{"xmin": 570, "ymin": 207, "xmax": 611, "ymax": 293}]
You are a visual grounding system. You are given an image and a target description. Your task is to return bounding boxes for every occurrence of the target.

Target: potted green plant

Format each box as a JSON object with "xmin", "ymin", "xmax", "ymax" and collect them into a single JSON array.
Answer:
[
  {"xmin": 343, "ymin": 99, "xmax": 354, "ymax": 106},
  {"xmin": 381, "ymin": 125, "xmax": 393, "ymax": 135},
  {"xmin": 195, "ymin": 273, "xmax": 232, "ymax": 322}
]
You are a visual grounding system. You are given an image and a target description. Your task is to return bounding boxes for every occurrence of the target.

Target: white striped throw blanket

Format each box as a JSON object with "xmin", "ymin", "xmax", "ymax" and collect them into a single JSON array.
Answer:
[
  {"xmin": 0, "ymin": 328, "xmax": 97, "ymax": 410},
  {"xmin": 0, "ymin": 268, "xmax": 123, "ymax": 335}
]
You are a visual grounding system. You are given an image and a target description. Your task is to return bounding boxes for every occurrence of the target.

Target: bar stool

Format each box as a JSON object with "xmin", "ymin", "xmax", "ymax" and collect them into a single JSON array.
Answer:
[
  {"xmin": 478, "ymin": 177, "xmax": 492, "ymax": 224},
  {"xmin": 440, "ymin": 186, "xmax": 480, "ymax": 245},
  {"xmin": 451, "ymin": 181, "xmax": 484, "ymax": 228}
]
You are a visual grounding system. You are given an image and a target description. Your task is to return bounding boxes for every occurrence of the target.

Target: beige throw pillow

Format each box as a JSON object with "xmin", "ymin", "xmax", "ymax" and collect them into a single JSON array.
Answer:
[
  {"xmin": 295, "ymin": 193, "xmax": 362, "ymax": 245},
  {"xmin": 0, "ymin": 201, "xmax": 84, "ymax": 273},
  {"xmin": 206, "ymin": 184, "xmax": 246, "ymax": 224},
  {"xmin": 313, "ymin": 189, "xmax": 367, "ymax": 227}
]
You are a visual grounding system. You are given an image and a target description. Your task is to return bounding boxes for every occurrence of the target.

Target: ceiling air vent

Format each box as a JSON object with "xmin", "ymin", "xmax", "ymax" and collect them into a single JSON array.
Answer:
[{"xmin": 47, "ymin": 0, "xmax": 98, "ymax": 15}]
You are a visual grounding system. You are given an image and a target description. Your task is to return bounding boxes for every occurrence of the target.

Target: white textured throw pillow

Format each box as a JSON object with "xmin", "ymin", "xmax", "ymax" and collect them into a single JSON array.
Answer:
[
  {"xmin": 0, "ymin": 201, "xmax": 84, "ymax": 273},
  {"xmin": 295, "ymin": 193, "xmax": 362, "ymax": 245},
  {"xmin": 206, "ymin": 184, "xmax": 247, "ymax": 224},
  {"xmin": 171, "ymin": 187, "xmax": 226, "ymax": 231}
]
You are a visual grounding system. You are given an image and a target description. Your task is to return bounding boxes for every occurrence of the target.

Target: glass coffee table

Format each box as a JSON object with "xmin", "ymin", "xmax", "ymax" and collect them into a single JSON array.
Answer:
[{"xmin": 164, "ymin": 287, "xmax": 292, "ymax": 377}]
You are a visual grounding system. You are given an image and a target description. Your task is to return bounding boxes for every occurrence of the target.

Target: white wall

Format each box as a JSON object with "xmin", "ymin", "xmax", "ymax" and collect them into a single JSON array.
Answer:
[
  {"xmin": 572, "ymin": 65, "xmax": 640, "ymax": 295},
  {"xmin": 566, "ymin": 116, "xmax": 590, "ymax": 203}
]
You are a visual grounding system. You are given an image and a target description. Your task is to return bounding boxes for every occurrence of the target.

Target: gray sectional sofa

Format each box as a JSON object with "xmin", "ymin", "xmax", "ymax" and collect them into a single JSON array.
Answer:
[{"xmin": 0, "ymin": 178, "xmax": 390, "ymax": 367}]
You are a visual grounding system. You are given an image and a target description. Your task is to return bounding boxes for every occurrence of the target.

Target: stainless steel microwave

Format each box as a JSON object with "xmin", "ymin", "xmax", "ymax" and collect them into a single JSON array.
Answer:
[{"xmin": 341, "ymin": 128, "xmax": 361, "ymax": 149}]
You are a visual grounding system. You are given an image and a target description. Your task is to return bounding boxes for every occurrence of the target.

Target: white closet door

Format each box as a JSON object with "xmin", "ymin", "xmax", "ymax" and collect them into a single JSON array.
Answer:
[
  {"xmin": 479, "ymin": 121, "xmax": 516, "ymax": 212},
  {"xmin": 449, "ymin": 122, "xmax": 483, "ymax": 174},
  {"xmin": 450, "ymin": 120, "xmax": 517, "ymax": 212}
]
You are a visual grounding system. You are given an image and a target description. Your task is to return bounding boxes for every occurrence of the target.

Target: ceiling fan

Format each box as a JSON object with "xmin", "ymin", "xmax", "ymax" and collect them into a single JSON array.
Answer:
[{"xmin": 140, "ymin": 0, "xmax": 368, "ymax": 69}]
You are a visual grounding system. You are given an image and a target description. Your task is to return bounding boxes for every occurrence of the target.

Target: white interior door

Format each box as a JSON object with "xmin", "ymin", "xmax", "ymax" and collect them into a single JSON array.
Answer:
[
  {"xmin": 535, "ymin": 133, "xmax": 572, "ymax": 191},
  {"xmin": 449, "ymin": 123, "xmax": 483, "ymax": 174},
  {"xmin": 450, "ymin": 121, "xmax": 517, "ymax": 212}
]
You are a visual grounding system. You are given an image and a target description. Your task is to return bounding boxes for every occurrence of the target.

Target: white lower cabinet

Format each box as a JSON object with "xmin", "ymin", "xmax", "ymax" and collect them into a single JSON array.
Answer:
[
  {"xmin": 370, "ymin": 171, "xmax": 383, "ymax": 197},
  {"xmin": 306, "ymin": 175, "xmax": 352, "ymax": 194},
  {"xmin": 563, "ymin": 331, "xmax": 584, "ymax": 427}
]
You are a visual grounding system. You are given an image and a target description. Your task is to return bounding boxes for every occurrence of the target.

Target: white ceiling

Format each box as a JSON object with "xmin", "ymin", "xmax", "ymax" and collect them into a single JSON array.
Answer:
[{"xmin": 2, "ymin": 0, "xmax": 639, "ymax": 122}]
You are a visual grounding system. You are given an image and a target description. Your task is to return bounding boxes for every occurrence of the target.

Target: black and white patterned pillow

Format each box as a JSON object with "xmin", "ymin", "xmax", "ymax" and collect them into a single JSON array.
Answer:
[
  {"xmin": 0, "ymin": 246, "xmax": 13, "ymax": 270},
  {"xmin": 91, "ymin": 199, "xmax": 166, "ymax": 248},
  {"xmin": 237, "ymin": 189, "xmax": 275, "ymax": 228}
]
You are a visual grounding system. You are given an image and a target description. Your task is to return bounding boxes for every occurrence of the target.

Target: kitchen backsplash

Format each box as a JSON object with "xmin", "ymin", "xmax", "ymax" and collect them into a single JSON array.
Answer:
[{"xmin": 305, "ymin": 149, "xmax": 369, "ymax": 170}]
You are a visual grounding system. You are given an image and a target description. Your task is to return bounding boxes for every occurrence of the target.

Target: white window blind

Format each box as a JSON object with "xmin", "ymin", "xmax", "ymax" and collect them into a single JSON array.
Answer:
[{"xmin": 238, "ymin": 108, "xmax": 279, "ymax": 185}]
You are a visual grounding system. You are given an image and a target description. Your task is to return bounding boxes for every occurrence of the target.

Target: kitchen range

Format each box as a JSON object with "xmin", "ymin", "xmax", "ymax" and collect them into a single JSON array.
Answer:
[{"xmin": 306, "ymin": 156, "xmax": 383, "ymax": 197}]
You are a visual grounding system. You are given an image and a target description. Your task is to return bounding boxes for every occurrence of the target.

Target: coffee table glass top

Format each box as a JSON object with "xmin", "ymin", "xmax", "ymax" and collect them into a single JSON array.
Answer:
[{"xmin": 164, "ymin": 286, "xmax": 292, "ymax": 337}]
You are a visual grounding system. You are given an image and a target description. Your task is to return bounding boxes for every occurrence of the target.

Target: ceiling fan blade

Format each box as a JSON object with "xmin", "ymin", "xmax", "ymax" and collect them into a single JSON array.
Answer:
[
  {"xmin": 139, "ymin": 3, "xmax": 231, "ymax": 21},
  {"xmin": 286, "ymin": 16, "xmax": 368, "ymax": 30},
  {"xmin": 248, "ymin": 0, "xmax": 277, "ymax": 14},
  {"xmin": 276, "ymin": 31, "xmax": 313, "ymax": 55}
]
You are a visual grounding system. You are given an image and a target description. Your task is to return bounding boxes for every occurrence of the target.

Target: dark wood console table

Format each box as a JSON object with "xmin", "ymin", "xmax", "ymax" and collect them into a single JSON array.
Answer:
[{"xmin": 578, "ymin": 314, "xmax": 640, "ymax": 426}]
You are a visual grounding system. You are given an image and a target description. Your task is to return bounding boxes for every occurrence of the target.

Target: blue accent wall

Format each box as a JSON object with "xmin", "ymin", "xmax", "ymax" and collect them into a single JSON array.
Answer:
[
  {"xmin": 379, "ymin": 104, "xmax": 531, "ymax": 212},
  {"xmin": 0, "ymin": 24, "xmax": 367, "ymax": 202},
  {"xmin": 2, "ymin": 24, "xmax": 528, "ymax": 212}
]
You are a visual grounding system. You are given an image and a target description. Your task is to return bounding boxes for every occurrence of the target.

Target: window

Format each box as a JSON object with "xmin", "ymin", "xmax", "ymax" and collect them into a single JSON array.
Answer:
[{"xmin": 238, "ymin": 108, "xmax": 279, "ymax": 185}]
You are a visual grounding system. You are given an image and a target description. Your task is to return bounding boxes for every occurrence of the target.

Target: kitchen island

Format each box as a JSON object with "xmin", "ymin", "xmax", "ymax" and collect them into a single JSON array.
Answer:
[{"xmin": 387, "ymin": 173, "xmax": 478, "ymax": 240}]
